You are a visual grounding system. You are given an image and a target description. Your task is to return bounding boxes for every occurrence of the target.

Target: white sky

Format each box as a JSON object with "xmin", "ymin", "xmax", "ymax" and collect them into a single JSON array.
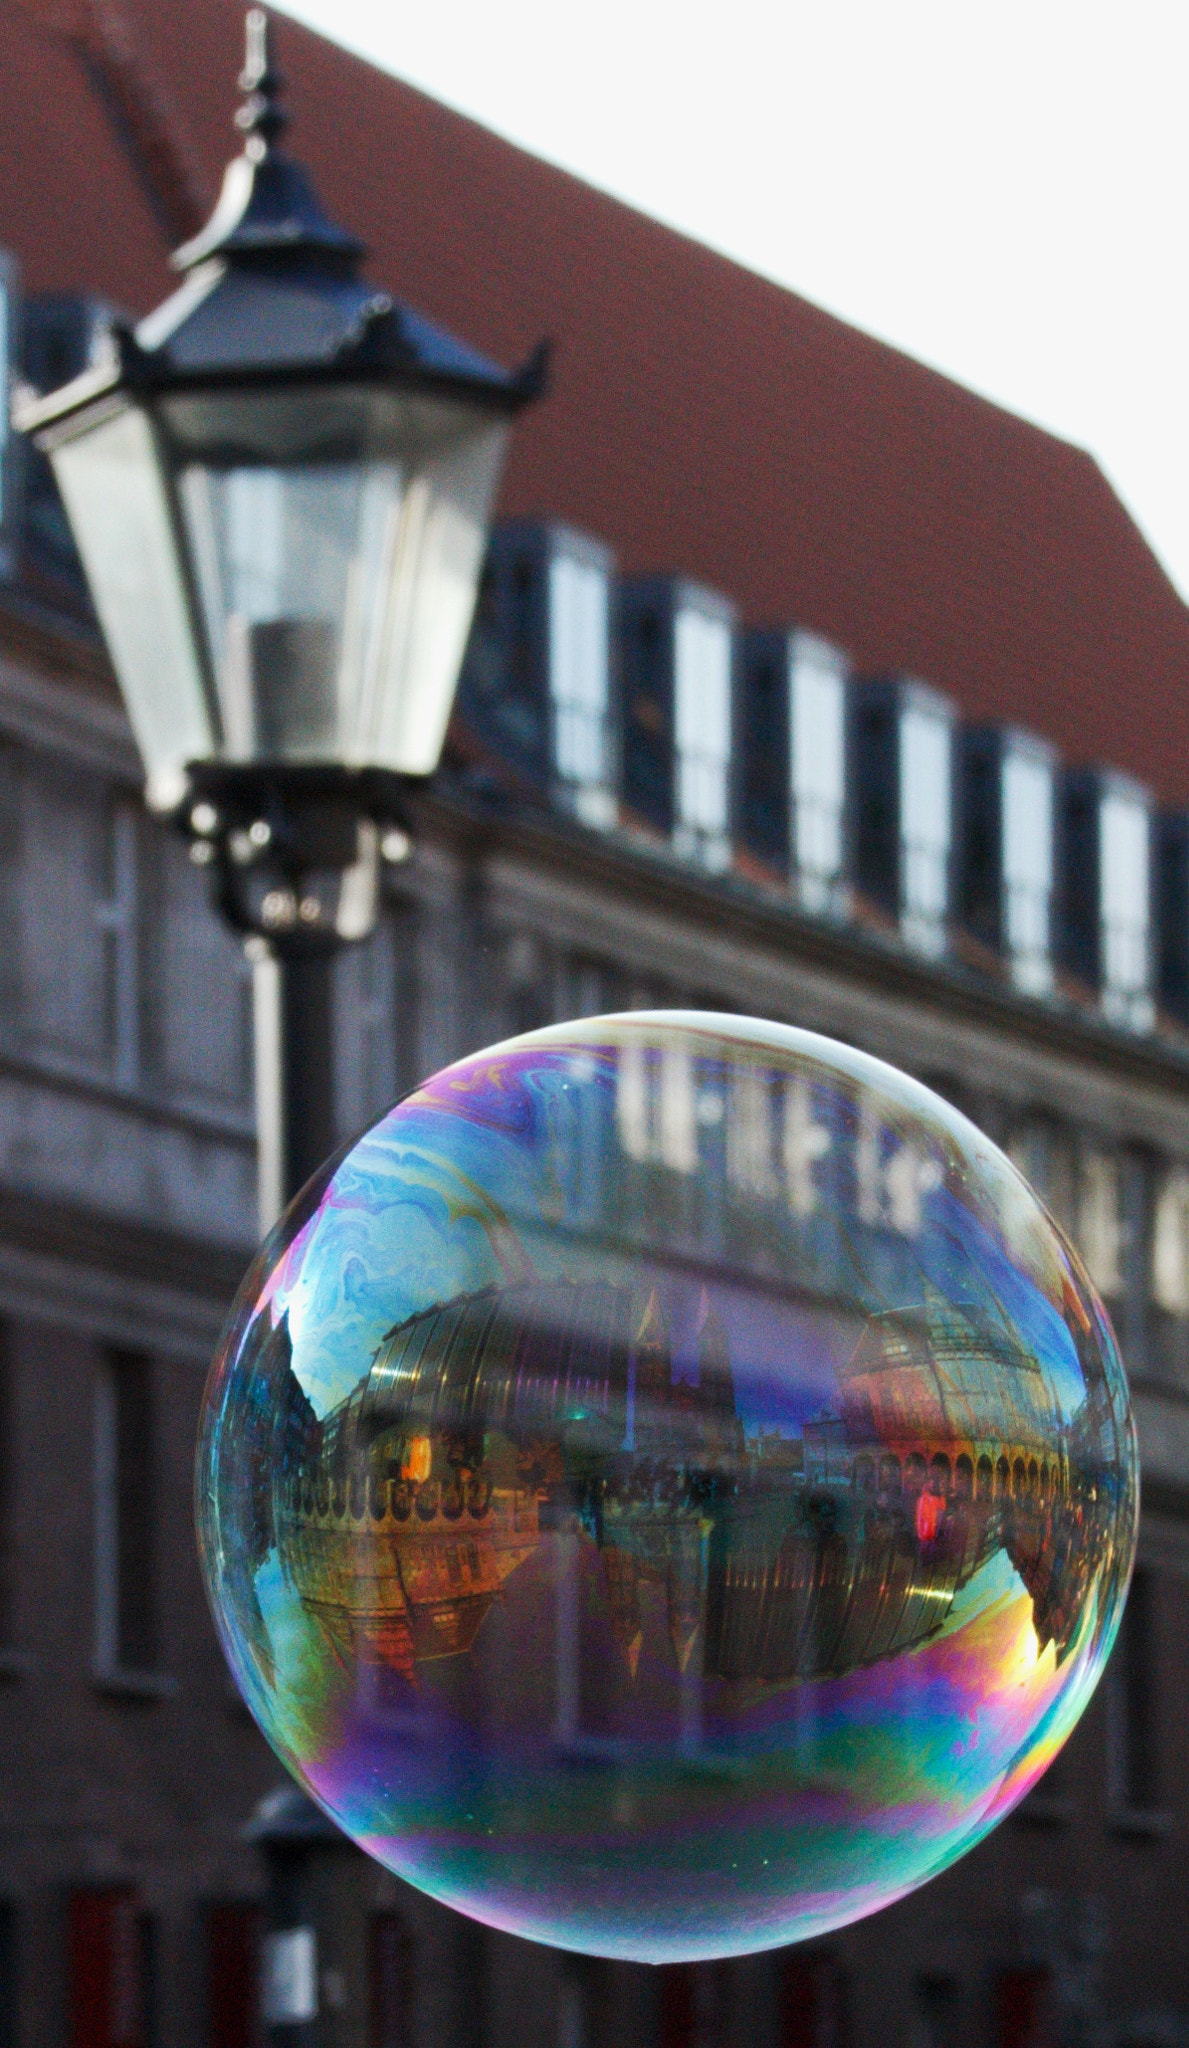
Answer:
[{"xmin": 281, "ymin": 0, "xmax": 1189, "ymax": 602}]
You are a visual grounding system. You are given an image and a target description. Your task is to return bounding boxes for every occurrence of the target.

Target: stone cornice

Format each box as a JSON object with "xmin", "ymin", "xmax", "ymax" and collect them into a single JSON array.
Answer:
[{"xmin": 410, "ymin": 778, "xmax": 1189, "ymax": 1107}]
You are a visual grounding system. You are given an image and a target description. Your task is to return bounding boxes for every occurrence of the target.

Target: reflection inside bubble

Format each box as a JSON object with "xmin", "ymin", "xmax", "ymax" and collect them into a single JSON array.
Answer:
[{"xmin": 198, "ymin": 1013, "xmax": 1136, "ymax": 1962}]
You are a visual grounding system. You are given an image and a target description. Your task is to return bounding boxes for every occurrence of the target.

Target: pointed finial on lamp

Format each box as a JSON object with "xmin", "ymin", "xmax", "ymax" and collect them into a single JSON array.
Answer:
[
  {"xmin": 169, "ymin": 3, "xmax": 363, "ymax": 270},
  {"xmin": 236, "ymin": 8, "xmax": 287, "ymax": 162}
]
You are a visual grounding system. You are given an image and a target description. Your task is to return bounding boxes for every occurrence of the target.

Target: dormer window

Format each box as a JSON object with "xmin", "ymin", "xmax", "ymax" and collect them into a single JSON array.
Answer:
[
  {"xmin": 548, "ymin": 533, "xmax": 613, "ymax": 825},
  {"xmin": 458, "ymin": 521, "xmax": 614, "ymax": 821},
  {"xmin": 900, "ymin": 698, "xmax": 952, "ymax": 955},
  {"xmin": 790, "ymin": 634, "xmax": 848, "ymax": 913},
  {"xmin": 620, "ymin": 578, "xmax": 734, "ymax": 871},
  {"xmin": 852, "ymin": 677, "xmax": 954, "ymax": 958},
  {"xmin": 1002, "ymin": 745, "xmax": 1055, "ymax": 992},
  {"xmin": 1100, "ymin": 786, "xmax": 1152, "ymax": 1027},
  {"xmin": 958, "ymin": 727, "xmax": 1056, "ymax": 995},
  {"xmin": 1156, "ymin": 810, "xmax": 1189, "ymax": 1026},
  {"xmin": 674, "ymin": 599, "xmax": 732, "ymax": 869},
  {"xmin": 737, "ymin": 627, "xmax": 849, "ymax": 908},
  {"xmin": 1061, "ymin": 769, "xmax": 1153, "ymax": 1031}
]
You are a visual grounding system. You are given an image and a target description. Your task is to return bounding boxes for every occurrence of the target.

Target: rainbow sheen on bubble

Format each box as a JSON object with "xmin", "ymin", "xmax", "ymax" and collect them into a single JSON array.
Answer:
[{"xmin": 196, "ymin": 1013, "xmax": 1137, "ymax": 1962}]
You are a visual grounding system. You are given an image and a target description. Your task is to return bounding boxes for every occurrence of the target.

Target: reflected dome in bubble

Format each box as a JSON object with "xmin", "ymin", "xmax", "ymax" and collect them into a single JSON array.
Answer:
[{"xmin": 197, "ymin": 1013, "xmax": 1137, "ymax": 1962}]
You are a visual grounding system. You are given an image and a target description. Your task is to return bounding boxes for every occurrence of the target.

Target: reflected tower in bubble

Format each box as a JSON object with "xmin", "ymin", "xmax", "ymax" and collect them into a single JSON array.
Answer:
[{"xmin": 197, "ymin": 1012, "xmax": 1137, "ymax": 1962}]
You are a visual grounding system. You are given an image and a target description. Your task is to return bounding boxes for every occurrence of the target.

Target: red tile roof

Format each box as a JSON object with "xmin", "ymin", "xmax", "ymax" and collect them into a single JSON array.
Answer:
[{"xmin": 3, "ymin": 0, "xmax": 1188, "ymax": 799}]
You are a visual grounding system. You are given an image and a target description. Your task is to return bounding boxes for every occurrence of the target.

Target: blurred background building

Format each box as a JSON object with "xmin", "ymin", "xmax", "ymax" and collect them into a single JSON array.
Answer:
[{"xmin": 0, "ymin": 1, "xmax": 1187, "ymax": 2044}]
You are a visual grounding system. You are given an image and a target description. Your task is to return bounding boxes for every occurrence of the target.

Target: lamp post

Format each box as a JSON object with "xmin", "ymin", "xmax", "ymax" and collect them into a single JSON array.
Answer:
[
  {"xmin": 17, "ymin": 15, "xmax": 543, "ymax": 2034},
  {"xmin": 16, "ymin": 5, "xmax": 544, "ymax": 1227}
]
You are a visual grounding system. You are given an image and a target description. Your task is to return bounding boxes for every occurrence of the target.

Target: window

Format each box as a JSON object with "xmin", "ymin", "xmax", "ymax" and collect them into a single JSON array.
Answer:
[
  {"xmin": 1108, "ymin": 1565, "xmax": 1161, "ymax": 1821},
  {"xmin": 93, "ymin": 1352, "xmax": 157, "ymax": 1683},
  {"xmin": 370, "ymin": 1912, "xmax": 414, "ymax": 2048},
  {"xmin": 900, "ymin": 701, "xmax": 952, "ymax": 956},
  {"xmin": 994, "ymin": 1967, "xmax": 1053, "ymax": 2048},
  {"xmin": 1118, "ymin": 1149, "xmax": 1153, "ymax": 1372},
  {"xmin": 1153, "ymin": 1165, "xmax": 1189, "ymax": 1316},
  {"xmin": 783, "ymin": 1076, "xmax": 831, "ymax": 1221},
  {"xmin": 790, "ymin": 635, "xmax": 847, "ymax": 912},
  {"xmin": 1006, "ymin": 1124, "xmax": 1075, "ymax": 1236},
  {"xmin": 1077, "ymin": 1148, "xmax": 1121, "ymax": 1299},
  {"xmin": 557, "ymin": 1960, "xmax": 594, "ymax": 2048},
  {"xmin": 911, "ymin": 1975, "xmax": 960, "ymax": 2048},
  {"xmin": 658, "ymin": 1964, "xmax": 727, "ymax": 2048},
  {"xmin": 727, "ymin": 1066, "xmax": 778, "ymax": 1198},
  {"xmin": 68, "ymin": 1887, "xmax": 148, "ymax": 2048},
  {"xmin": 779, "ymin": 1951, "xmax": 846, "ymax": 2048},
  {"xmin": 616, "ymin": 1043, "xmax": 697, "ymax": 1173},
  {"xmin": 458, "ymin": 536, "xmax": 546, "ymax": 773},
  {"xmin": 1002, "ymin": 746, "xmax": 1054, "ymax": 994},
  {"xmin": 96, "ymin": 802, "xmax": 140, "ymax": 1090},
  {"xmin": 20, "ymin": 763, "xmax": 115, "ymax": 1066},
  {"xmin": 206, "ymin": 1903, "xmax": 262, "ymax": 2048},
  {"xmin": 149, "ymin": 829, "xmax": 249, "ymax": 1108},
  {"xmin": 621, "ymin": 600, "xmax": 671, "ymax": 833},
  {"xmin": 737, "ymin": 635, "xmax": 788, "ymax": 868},
  {"xmin": 673, "ymin": 605, "xmax": 731, "ymax": 869},
  {"xmin": 860, "ymin": 1097, "xmax": 943, "ymax": 1238},
  {"xmin": 1150, "ymin": 1163, "xmax": 1189, "ymax": 1385},
  {"xmin": 550, "ymin": 547, "xmax": 612, "ymax": 821},
  {"xmin": 1100, "ymin": 788, "xmax": 1153, "ymax": 1029}
]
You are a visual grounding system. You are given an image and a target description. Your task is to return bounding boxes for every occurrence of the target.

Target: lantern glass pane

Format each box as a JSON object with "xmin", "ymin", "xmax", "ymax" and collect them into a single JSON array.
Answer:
[
  {"xmin": 48, "ymin": 403, "xmax": 215, "ymax": 810},
  {"xmin": 161, "ymin": 386, "xmax": 508, "ymax": 776}
]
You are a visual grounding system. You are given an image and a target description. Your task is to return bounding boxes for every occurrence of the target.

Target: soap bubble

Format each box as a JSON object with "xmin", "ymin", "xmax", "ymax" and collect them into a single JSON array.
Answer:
[{"xmin": 197, "ymin": 1013, "xmax": 1136, "ymax": 1962}]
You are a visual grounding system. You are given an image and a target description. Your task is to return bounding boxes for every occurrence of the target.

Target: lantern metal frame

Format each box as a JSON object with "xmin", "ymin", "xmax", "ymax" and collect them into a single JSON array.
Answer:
[{"xmin": 16, "ymin": 6, "xmax": 546, "ymax": 961}]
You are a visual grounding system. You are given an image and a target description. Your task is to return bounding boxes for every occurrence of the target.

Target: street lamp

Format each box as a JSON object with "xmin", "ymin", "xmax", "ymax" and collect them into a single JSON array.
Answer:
[{"xmin": 16, "ymin": 6, "xmax": 544, "ymax": 1223}]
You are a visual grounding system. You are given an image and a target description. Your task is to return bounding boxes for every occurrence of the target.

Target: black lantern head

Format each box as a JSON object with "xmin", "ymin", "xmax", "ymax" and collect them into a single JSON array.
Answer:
[{"xmin": 16, "ymin": 10, "xmax": 545, "ymax": 948}]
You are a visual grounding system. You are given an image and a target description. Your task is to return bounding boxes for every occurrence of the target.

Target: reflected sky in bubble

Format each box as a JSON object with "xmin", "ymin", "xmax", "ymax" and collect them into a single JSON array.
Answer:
[{"xmin": 197, "ymin": 1013, "xmax": 1137, "ymax": 1961}]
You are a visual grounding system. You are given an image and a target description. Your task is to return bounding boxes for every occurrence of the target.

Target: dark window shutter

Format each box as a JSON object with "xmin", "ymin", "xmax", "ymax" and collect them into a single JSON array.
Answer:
[
  {"xmin": 957, "ymin": 727, "xmax": 1003, "ymax": 949},
  {"xmin": 737, "ymin": 630, "xmax": 789, "ymax": 869},
  {"xmin": 1157, "ymin": 810, "xmax": 1189, "ymax": 1023},
  {"xmin": 620, "ymin": 584, "xmax": 674, "ymax": 834},
  {"xmin": 850, "ymin": 686, "xmax": 898, "ymax": 916}
]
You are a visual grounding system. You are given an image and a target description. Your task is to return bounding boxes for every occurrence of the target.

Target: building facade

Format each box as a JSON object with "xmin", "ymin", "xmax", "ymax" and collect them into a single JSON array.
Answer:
[{"xmin": 0, "ymin": 3, "xmax": 1188, "ymax": 2045}]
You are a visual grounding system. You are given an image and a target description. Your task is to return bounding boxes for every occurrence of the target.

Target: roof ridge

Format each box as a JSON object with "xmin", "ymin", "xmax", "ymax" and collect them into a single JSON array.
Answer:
[{"xmin": 8, "ymin": 0, "xmax": 210, "ymax": 244}]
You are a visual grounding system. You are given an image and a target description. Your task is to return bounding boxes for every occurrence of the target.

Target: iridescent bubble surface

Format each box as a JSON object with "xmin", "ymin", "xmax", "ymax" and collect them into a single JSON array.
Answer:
[{"xmin": 197, "ymin": 1013, "xmax": 1137, "ymax": 1961}]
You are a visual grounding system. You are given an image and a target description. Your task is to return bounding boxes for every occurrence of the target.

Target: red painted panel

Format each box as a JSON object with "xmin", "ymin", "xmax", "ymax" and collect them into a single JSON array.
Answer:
[
  {"xmin": 67, "ymin": 1889, "xmax": 144, "ymax": 2048},
  {"xmin": 206, "ymin": 1902, "xmax": 262, "ymax": 2048},
  {"xmin": 996, "ymin": 1966, "xmax": 1055, "ymax": 2048}
]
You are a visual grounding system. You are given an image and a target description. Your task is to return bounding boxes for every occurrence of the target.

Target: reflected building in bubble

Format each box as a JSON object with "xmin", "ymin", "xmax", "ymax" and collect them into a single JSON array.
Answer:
[
  {"xmin": 199, "ymin": 1016, "xmax": 1136, "ymax": 1970},
  {"xmin": 254, "ymin": 1129, "xmax": 1123, "ymax": 1712}
]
